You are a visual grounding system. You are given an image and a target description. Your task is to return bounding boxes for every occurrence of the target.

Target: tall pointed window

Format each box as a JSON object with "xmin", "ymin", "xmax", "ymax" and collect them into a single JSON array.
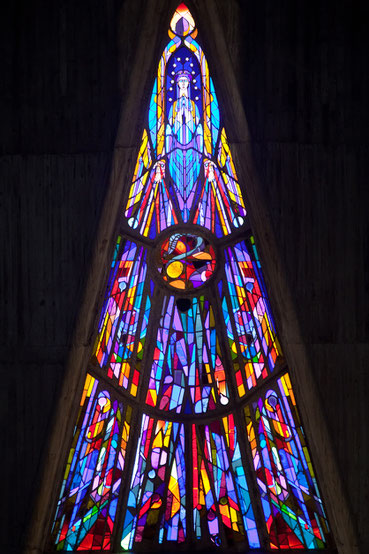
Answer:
[{"xmin": 49, "ymin": 5, "xmax": 334, "ymax": 551}]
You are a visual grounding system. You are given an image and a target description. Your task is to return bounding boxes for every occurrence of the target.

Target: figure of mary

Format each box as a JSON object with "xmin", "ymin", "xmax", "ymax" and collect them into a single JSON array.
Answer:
[{"xmin": 166, "ymin": 70, "xmax": 203, "ymax": 222}]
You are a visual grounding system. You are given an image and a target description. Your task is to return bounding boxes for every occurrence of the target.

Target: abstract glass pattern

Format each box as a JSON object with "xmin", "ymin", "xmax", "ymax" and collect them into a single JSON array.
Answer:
[
  {"xmin": 121, "ymin": 416, "xmax": 186, "ymax": 549},
  {"xmin": 145, "ymin": 295, "xmax": 229, "ymax": 414},
  {"xmin": 192, "ymin": 415, "xmax": 260, "ymax": 548},
  {"xmin": 221, "ymin": 237, "xmax": 281, "ymax": 396},
  {"xmin": 245, "ymin": 373, "xmax": 330, "ymax": 549},
  {"xmin": 51, "ymin": 4, "xmax": 333, "ymax": 552},
  {"xmin": 158, "ymin": 232, "xmax": 216, "ymax": 290},
  {"xmin": 52, "ymin": 374, "xmax": 132, "ymax": 551},
  {"xmin": 93, "ymin": 239, "xmax": 151, "ymax": 395}
]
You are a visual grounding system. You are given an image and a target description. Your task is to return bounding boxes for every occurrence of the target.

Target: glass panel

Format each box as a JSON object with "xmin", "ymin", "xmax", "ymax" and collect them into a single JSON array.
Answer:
[
  {"xmin": 193, "ymin": 415, "xmax": 260, "ymax": 548},
  {"xmin": 121, "ymin": 415, "xmax": 186, "ymax": 548},
  {"xmin": 145, "ymin": 295, "xmax": 229, "ymax": 414},
  {"xmin": 245, "ymin": 372, "xmax": 331, "ymax": 549},
  {"xmin": 52, "ymin": 374, "xmax": 132, "ymax": 551},
  {"xmin": 125, "ymin": 22, "xmax": 246, "ymax": 238},
  {"xmin": 157, "ymin": 232, "xmax": 216, "ymax": 290},
  {"xmin": 222, "ymin": 238, "xmax": 281, "ymax": 395},
  {"xmin": 93, "ymin": 239, "xmax": 151, "ymax": 396}
]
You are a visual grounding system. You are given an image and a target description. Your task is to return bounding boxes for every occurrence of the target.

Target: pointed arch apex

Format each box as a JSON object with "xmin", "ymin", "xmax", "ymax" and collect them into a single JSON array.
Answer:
[{"xmin": 170, "ymin": 3, "xmax": 196, "ymax": 37}]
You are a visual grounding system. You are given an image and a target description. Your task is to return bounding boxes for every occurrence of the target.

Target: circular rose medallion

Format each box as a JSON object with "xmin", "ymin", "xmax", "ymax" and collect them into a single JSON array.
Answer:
[{"xmin": 158, "ymin": 233, "xmax": 216, "ymax": 290}]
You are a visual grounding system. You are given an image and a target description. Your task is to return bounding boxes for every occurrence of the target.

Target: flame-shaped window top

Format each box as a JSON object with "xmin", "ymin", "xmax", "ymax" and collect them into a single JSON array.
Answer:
[{"xmin": 170, "ymin": 3, "xmax": 196, "ymax": 36}]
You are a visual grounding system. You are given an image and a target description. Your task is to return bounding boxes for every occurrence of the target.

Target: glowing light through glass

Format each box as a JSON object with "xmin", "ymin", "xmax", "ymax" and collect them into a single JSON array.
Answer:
[
  {"xmin": 158, "ymin": 232, "xmax": 216, "ymax": 290},
  {"xmin": 51, "ymin": 4, "xmax": 333, "ymax": 552}
]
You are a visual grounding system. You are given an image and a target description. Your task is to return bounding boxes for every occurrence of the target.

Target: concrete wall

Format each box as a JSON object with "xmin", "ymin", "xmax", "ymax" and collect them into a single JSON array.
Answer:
[{"xmin": 1, "ymin": 0, "xmax": 368, "ymax": 551}]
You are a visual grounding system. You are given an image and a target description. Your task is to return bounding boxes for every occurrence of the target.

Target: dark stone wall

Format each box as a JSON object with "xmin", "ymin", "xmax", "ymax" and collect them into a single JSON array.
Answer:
[
  {"xmin": 1, "ymin": 1, "xmax": 122, "ymax": 551},
  {"xmin": 1, "ymin": 0, "xmax": 368, "ymax": 552}
]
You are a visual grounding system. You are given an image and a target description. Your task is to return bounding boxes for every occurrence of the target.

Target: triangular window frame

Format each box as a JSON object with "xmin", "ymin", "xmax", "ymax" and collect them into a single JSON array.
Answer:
[{"xmin": 25, "ymin": 2, "xmax": 356, "ymax": 553}]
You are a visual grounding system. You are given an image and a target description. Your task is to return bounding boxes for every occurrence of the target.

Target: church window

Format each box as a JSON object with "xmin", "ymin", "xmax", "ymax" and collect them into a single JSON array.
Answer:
[{"xmin": 48, "ymin": 4, "xmax": 334, "ymax": 551}]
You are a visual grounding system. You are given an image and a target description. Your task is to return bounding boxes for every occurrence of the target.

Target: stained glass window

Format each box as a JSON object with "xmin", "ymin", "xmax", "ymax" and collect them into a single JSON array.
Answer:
[{"xmin": 50, "ymin": 4, "xmax": 334, "ymax": 551}]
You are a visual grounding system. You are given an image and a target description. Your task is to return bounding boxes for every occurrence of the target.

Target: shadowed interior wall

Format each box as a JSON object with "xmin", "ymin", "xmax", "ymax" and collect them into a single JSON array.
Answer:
[{"xmin": 1, "ymin": 0, "xmax": 368, "ymax": 552}]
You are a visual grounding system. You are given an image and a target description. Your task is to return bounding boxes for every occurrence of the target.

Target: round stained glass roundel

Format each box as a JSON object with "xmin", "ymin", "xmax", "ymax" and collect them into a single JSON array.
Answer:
[{"xmin": 158, "ymin": 233, "xmax": 216, "ymax": 290}]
